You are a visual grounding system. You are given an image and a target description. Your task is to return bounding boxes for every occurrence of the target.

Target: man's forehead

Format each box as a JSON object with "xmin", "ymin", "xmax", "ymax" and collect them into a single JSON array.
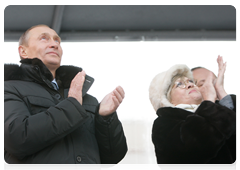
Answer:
[
  {"xmin": 193, "ymin": 68, "xmax": 211, "ymax": 77},
  {"xmin": 195, "ymin": 68, "xmax": 210, "ymax": 73},
  {"xmin": 29, "ymin": 26, "xmax": 59, "ymax": 37},
  {"xmin": 193, "ymin": 68, "xmax": 217, "ymax": 84}
]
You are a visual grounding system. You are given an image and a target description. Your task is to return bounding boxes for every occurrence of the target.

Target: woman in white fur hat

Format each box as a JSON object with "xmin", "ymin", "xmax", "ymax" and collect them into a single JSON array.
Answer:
[{"xmin": 149, "ymin": 57, "xmax": 236, "ymax": 164}]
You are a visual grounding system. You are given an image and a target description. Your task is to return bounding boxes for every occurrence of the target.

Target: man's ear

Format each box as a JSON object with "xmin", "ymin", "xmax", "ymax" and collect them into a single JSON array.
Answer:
[{"xmin": 18, "ymin": 45, "xmax": 28, "ymax": 59}]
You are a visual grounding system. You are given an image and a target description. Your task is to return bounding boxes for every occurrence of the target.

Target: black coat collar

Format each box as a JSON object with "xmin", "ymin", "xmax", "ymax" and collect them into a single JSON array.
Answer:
[
  {"xmin": 156, "ymin": 107, "xmax": 193, "ymax": 120},
  {"xmin": 5, "ymin": 58, "xmax": 53, "ymax": 82},
  {"xmin": 4, "ymin": 58, "xmax": 91, "ymax": 90}
]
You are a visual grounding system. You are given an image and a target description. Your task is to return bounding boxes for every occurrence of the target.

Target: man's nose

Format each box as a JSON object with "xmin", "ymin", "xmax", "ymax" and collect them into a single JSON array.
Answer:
[{"xmin": 49, "ymin": 40, "xmax": 58, "ymax": 49}]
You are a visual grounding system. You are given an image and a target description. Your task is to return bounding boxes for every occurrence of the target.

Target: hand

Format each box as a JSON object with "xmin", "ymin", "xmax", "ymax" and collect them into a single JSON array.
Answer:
[
  {"xmin": 68, "ymin": 71, "xmax": 86, "ymax": 105},
  {"xmin": 214, "ymin": 55, "xmax": 227, "ymax": 100},
  {"xmin": 99, "ymin": 86, "xmax": 125, "ymax": 116},
  {"xmin": 199, "ymin": 72, "xmax": 217, "ymax": 103}
]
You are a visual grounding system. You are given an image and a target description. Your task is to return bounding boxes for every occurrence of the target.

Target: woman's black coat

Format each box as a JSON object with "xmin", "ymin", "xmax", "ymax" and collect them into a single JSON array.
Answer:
[
  {"xmin": 4, "ymin": 58, "xmax": 127, "ymax": 164},
  {"xmin": 152, "ymin": 95, "xmax": 236, "ymax": 164}
]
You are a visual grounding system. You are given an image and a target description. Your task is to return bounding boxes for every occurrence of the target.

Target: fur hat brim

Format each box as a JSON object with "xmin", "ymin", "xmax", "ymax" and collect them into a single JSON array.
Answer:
[{"xmin": 149, "ymin": 64, "xmax": 193, "ymax": 111}]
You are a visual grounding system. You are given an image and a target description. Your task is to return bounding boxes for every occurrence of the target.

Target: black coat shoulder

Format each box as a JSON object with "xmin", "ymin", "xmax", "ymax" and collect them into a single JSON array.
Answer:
[{"xmin": 152, "ymin": 101, "xmax": 236, "ymax": 164}]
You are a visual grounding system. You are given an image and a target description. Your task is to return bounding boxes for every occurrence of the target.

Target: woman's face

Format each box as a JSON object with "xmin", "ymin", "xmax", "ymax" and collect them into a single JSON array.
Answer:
[{"xmin": 170, "ymin": 77, "xmax": 203, "ymax": 105}]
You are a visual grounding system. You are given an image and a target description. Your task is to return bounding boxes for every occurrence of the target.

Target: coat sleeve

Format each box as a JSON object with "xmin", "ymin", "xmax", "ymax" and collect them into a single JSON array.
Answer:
[
  {"xmin": 226, "ymin": 94, "xmax": 236, "ymax": 161},
  {"xmin": 94, "ymin": 104, "xmax": 128, "ymax": 164},
  {"xmin": 4, "ymin": 83, "xmax": 89, "ymax": 160},
  {"xmin": 230, "ymin": 94, "xmax": 236, "ymax": 113},
  {"xmin": 152, "ymin": 101, "xmax": 236, "ymax": 164}
]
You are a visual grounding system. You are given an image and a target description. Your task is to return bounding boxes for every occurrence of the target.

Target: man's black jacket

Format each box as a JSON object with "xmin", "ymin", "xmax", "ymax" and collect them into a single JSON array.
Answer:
[{"xmin": 4, "ymin": 58, "xmax": 127, "ymax": 164}]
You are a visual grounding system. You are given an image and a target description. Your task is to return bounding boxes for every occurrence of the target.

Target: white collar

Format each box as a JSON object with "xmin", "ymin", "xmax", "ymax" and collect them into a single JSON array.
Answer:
[
  {"xmin": 174, "ymin": 104, "xmax": 200, "ymax": 112},
  {"xmin": 51, "ymin": 79, "xmax": 59, "ymax": 89}
]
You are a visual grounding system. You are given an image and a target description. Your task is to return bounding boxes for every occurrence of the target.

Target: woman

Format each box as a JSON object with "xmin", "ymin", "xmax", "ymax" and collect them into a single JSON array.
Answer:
[{"xmin": 149, "ymin": 57, "xmax": 236, "ymax": 164}]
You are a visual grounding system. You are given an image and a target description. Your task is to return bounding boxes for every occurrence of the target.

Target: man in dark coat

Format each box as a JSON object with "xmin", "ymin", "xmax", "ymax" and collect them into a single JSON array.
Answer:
[
  {"xmin": 191, "ymin": 57, "xmax": 236, "ymax": 163},
  {"xmin": 4, "ymin": 25, "xmax": 127, "ymax": 164}
]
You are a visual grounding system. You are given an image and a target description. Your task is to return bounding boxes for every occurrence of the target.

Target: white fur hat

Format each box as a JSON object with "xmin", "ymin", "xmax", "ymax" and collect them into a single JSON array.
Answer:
[{"xmin": 149, "ymin": 64, "xmax": 193, "ymax": 111}]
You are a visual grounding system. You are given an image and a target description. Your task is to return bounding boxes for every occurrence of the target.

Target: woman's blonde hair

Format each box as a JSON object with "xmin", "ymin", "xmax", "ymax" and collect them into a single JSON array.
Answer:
[
  {"xmin": 149, "ymin": 64, "xmax": 193, "ymax": 111},
  {"xmin": 166, "ymin": 74, "xmax": 188, "ymax": 102}
]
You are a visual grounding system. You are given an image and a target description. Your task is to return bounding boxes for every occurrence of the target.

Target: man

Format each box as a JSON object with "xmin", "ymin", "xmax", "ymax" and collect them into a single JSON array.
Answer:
[
  {"xmin": 4, "ymin": 25, "xmax": 127, "ymax": 164},
  {"xmin": 191, "ymin": 56, "xmax": 236, "ymax": 163},
  {"xmin": 191, "ymin": 56, "xmax": 235, "ymax": 110},
  {"xmin": 191, "ymin": 67, "xmax": 216, "ymax": 87}
]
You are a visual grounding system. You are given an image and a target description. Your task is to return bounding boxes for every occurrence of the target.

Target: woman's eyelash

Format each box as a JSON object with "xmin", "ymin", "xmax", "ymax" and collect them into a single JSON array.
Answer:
[
  {"xmin": 189, "ymin": 80, "xmax": 194, "ymax": 83},
  {"xmin": 176, "ymin": 82, "xmax": 182, "ymax": 87}
]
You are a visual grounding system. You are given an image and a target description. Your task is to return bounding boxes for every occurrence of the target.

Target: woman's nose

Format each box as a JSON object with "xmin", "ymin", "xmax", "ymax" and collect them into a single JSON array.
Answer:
[{"xmin": 187, "ymin": 83, "xmax": 194, "ymax": 89}]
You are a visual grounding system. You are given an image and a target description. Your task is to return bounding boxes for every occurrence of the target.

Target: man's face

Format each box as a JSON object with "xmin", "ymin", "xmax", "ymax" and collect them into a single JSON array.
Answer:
[
  {"xmin": 23, "ymin": 26, "xmax": 63, "ymax": 70},
  {"xmin": 192, "ymin": 68, "xmax": 216, "ymax": 89}
]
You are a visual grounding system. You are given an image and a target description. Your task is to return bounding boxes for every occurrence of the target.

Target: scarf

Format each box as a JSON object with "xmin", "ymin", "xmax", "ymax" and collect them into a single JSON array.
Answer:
[{"xmin": 175, "ymin": 104, "xmax": 200, "ymax": 112}]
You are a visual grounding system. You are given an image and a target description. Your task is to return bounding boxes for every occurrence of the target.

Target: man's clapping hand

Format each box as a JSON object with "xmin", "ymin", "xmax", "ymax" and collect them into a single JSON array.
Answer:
[
  {"xmin": 99, "ymin": 86, "xmax": 125, "ymax": 116},
  {"xmin": 68, "ymin": 71, "xmax": 86, "ymax": 105}
]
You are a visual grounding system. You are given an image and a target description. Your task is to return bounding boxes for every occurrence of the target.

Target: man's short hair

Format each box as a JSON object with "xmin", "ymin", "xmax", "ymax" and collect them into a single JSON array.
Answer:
[
  {"xmin": 191, "ymin": 66, "xmax": 217, "ymax": 78},
  {"xmin": 19, "ymin": 24, "xmax": 50, "ymax": 47},
  {"xmin": 191, "ymin": 66, "xmax": 204, "ymax": 72}
]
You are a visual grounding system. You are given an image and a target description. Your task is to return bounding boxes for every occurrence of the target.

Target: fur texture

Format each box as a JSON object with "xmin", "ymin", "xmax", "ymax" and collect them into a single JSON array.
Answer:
[
  {"xmin": 149, "ymin": 64, "xmax": 193, "ymax": 111},
  {"xmin": 152, "ymin": 98, "xmax": 236, "ymax": 164},
  {"xmin": 4, "ymin": 64, "xmax": 23, "ymax": 81},
  {"xmin": 4, "ymin": 58, "xmax": 83, "ymax": 89},
  {"xmin": 4, "ymin": 58, "xmax": 53, "ymax": 81},
  {"xmin": 56, "ymin": 65, "xmax": 82, "ymax": 88}
]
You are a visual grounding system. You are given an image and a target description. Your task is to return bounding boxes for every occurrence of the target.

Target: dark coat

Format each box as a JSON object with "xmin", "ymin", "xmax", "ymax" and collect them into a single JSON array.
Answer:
[
  {"xmin": 4, "ymin": 58, "xmax": 127, "ymax": 164},
  {"xmin": 152, "ymin": 95, "xmax": 236, "ymax": 164}
]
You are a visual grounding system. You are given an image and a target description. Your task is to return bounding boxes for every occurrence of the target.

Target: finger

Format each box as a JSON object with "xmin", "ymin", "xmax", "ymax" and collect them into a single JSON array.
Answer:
[
  {"xmin": 205, "ymin": 72, "xmax": 214, "ymax": 85},
  {"xmin": 217, "ymin": 56, "xmax": 225, "ymax": 77},
  {"xmin": 217, "ymin": 56, "xmax": 223, "ymax": 70},
  {"xmin": 218, "ymin": 61, "xmax": 226, "ymax": 77},
  {"xmin": 222, "ymin": 62, "xmax": 227, "ymax": 74},
  {"xmin": 113, "ymin": 89, "xmax": 123, "ymax": 103},
  {"xmin": 72, "ymin": 72, "xmax": 85, "ymax": 87},
  {"xmin": 222, "ymin": 62, "xmax": 227, "ymax": 70},
  {"xmin": 81, "ymin": 70, "xmax": 86, "ymax": 77},
  {"xmin": 77, "ymin": 71, "xmax": 85, "ymax": 81},
  {"xmin": 213, "ymin": 78, "xmax": 217, "ymax": 86},
  {"xmin": 115, "ymin": 86, "xmax": 125, "ymax": 99},
  {"xmin": 77, "ymin": 73, "xmax": 85, "ymax": 85},
  {"xmin": 219, "ymin": 55, "xmax": 223, "ymax": 64},
  {"xmin": 112, "ymin": 95, "xmax": 120, "ymax": 108},
  {"xmin": 71, "ymin": 72, "xmax": 80, "ymax": 85},
  {"xmin": 81, "ymin": 71, "xmax": 86, "ymax": 84},
  {"xmin": 217, "ymin": 55, "xmax": 220, "ymax": 64}
]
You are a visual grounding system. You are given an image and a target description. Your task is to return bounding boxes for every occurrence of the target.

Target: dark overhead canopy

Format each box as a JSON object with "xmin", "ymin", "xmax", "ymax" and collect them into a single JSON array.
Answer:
[{"xmin": 4, "ymin": 5, "xmax": 236, "ymax": 42}]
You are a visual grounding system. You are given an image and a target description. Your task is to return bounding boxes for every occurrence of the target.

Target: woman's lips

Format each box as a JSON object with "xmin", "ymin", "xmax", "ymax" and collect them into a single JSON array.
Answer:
[{"xmin": 189, "ymin": 89, "xmax": 197, "ymax": 94}]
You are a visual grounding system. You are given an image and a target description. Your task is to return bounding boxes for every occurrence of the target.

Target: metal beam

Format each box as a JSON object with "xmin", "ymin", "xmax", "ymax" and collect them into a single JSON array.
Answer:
[
  {"xmin": 4, "ymin": 30, "xmax": 236, "ymax": 42},
  {"xmin": 51, "ymin": 5, "xmax": 65, "ymax": 34},
  {"xmin": 59, "ymin": 30, "xmax": 236, "ymax": 41},
  {"xmin": 4, "ymin": 32, "xmax": 22, "ymax": 42}
]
